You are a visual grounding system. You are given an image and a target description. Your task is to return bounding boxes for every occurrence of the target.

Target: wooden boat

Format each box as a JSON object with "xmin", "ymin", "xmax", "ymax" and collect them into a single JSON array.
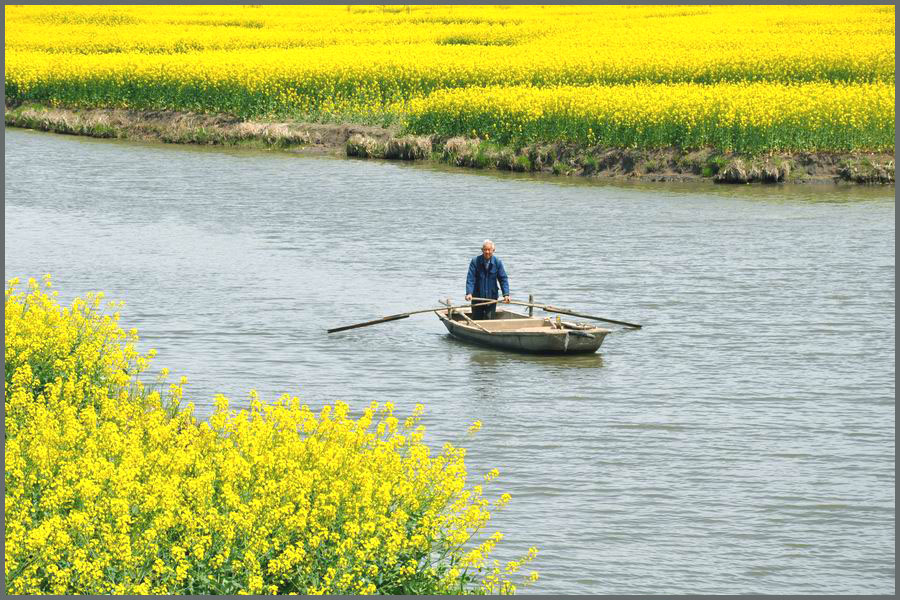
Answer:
[{"xmin": 436, "ymin": 306, "xmax": 611, "ymax": 354}]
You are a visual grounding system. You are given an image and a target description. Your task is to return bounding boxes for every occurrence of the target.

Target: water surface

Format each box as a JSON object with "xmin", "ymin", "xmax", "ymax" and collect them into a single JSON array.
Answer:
[{"xmin": 5, "ymin": 129, "xmax": 894, "ymax": 594}]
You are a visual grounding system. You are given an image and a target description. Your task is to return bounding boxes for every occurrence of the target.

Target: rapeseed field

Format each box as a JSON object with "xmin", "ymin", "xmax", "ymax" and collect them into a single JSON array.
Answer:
[
  {"xmin": 5, "ymin": 5, "xmax": 895, "ymax": 152},
  {"xmin": 5, "ymin": 277, "xmax": 537, "ymax": 594}
]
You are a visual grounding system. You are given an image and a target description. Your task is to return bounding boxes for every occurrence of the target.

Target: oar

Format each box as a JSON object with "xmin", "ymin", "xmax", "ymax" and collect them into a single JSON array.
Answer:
[
  {"xmin": 327, "ymin": 300, "xmax": 496, "ymax": 334},
  {"xmin": 471, "ymin": 297, "xmax": 642, "ymax": 329},
  {"xmin": 540, "ymin": 305, "xmax": 642, "ymax": 329},
  {"xmin": 455, "ymin": 309, "xmax": 492, "ymax": 333}
]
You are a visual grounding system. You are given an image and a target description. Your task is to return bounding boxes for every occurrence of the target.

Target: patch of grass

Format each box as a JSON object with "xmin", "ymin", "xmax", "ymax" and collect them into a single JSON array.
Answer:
[
  {"xmin": 837, "ymin": 156, "xmax": 895, "ymax": 183},
  {"xmin": 643, "ymin": 158, "xmax": 662, "ymax": 173},
  {"xmin": 436, "ymin": 35, "xmax": 516, "ymax": 46},
  {"xmin": 473, "ymin": 141, "xmax": 499, "ymax": 168},
  {"xmin": 513, "ymin": 154, "xmax": 531, "ymax": 172},
  {"xmin": 495, "ymin": 148, "xmax": 515, "ymax": 170},
  {"xmin": 676, "ymin": 154, "xmax": 703, "ymax": 174},
  {"xmin": 172, "ymin": 18, "xmax": 265, "ymax": 28},
  {"xmin": 705, "ymin": 154, "xmax": 729, "ymax": 175},
  {"xmin": 88, "ymin": 123, "xmax": 118, "ymax": 138},
  {"xmin": 190, "ymin": 127, "xmax": 214, "ymax": 144}
]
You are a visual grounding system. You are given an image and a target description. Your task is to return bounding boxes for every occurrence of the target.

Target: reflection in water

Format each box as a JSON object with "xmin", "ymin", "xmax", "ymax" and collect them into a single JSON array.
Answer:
[
  {"xmin": 436, "ymin": 327, "xmax": 608, "ymax": 369},
  {"xmin": 466, "ymin": 346, "xmax": 606, "ymax": 370},
  {"xmin": 400, "ymin": 157, "xmax": 892, "ymax": 205}
]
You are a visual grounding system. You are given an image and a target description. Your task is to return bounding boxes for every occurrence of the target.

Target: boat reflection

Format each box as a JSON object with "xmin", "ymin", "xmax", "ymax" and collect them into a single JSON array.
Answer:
[{"xmin": 464, "ymin": 345, "xmax": 606, "ymax": 369}]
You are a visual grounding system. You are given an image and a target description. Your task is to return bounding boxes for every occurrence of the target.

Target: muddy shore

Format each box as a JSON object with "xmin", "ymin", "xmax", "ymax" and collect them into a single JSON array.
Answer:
[{"xmin": 5, "ymin": 104, "xmax": 894, "ymax": 185}]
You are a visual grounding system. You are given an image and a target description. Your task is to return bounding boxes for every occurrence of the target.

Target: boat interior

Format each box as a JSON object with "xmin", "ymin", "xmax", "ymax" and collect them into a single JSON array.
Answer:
[{"xmin": 445, "ymin": 308, "xmax": 600, "ymax": 333}]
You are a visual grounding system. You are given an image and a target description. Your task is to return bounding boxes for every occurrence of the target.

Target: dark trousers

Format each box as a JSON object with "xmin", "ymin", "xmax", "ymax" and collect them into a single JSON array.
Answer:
[{"xmin": 472, "ymin": 300, "xmax": 497, "ymax": 320}]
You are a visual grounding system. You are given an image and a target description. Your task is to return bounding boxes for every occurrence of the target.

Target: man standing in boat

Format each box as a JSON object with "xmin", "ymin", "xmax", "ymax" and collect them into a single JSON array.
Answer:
[{"xmin": 465, "ymin": 239, "xmax": 511, "ymax": 320}]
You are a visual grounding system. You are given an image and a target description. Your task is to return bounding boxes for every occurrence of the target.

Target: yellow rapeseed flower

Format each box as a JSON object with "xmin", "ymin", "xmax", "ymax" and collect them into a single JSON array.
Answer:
[
  {"xmin": 4, "ymin": 5, "xmax": 893, "ymax": 151},
  {"xmin": 4, "ymin": 277, "xmax": 538, "ymax": 595}
]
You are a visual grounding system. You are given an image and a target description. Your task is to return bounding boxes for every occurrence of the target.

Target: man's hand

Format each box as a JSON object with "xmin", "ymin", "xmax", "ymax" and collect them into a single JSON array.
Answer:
[
  {"xmin": 503, "ymin": 295, "xmax": 511, "ymax": 303},
  {"xmin": 465, "ymin": 294, "xmax": 472, "ymax": 301}
]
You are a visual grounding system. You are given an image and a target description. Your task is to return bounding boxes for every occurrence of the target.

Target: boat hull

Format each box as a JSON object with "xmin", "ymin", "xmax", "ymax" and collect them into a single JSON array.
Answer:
[{"xmin": 437, "ymin": 308, "xmax": 609, "ymax": 354}]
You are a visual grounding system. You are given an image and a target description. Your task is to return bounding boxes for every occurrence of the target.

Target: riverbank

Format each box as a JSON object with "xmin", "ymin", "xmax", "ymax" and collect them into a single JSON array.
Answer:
[{"xmin": 6, "ymin": 103, "xmax": 894, "ymax": 185}]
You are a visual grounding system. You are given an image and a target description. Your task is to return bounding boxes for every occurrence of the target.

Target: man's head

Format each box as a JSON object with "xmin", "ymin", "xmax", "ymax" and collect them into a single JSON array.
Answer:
[{"xmin": 481, "ymin": 239, "xmax": 495, "ymax": 260}]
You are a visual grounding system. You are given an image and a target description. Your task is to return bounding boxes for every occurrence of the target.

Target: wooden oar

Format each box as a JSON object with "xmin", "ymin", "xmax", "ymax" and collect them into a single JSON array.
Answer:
[
  {"xmin": 327, "ymin": 300, "xmax": 496, "ymax": 333},
  {"xmin": 538, "ymin": 304, "xmax": 642, "ymax": 329},
  {"xmin": 456, "ymin": 310, "xmax": 491, "ymax": 333},
  {"xmin": 471, "ymin": 297, "xmax": 642, "ymax": 329},
  {"xmin": 437, "ymin": 298, "xmax": 493, "ymax": 333}
]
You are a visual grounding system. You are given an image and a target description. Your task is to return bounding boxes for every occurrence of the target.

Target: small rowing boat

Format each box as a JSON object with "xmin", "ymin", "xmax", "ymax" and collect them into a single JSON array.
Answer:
[
  {"xmin": 326, "ymin": 297, "xmax": 638, "ymax": 352},
  {"xmin": 436, "ymin": 305, "xmax": 611, "ymax": 354}
]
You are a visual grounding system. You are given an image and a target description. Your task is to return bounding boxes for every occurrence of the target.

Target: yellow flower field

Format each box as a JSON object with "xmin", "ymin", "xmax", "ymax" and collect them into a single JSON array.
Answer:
[
  {"xmin": 406, "ymin": 82, "xmax": 895, "ymax": 153},
  {"xmin": 4, "ymin": 5, "xmax": 896, "ymax": 151},
  {"xmin": 5, "ymin": 276, "xmax": 537, "ymax": 594}
]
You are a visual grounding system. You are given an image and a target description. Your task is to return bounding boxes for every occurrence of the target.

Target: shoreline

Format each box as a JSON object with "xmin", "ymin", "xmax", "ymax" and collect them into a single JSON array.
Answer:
[{"xmin": 6, "ymin": 103, "xmax": 894, "ymax": 185}]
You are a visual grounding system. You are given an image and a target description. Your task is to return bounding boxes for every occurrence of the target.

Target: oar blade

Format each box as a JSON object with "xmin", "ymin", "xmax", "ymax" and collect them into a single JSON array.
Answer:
[{"xmin": 326, "ymin": 313, "xmax": 410, "ymax": 334}]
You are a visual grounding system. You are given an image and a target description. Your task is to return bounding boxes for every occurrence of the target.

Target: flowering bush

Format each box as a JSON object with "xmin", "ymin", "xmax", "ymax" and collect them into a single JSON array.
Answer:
[{"xmin": 4, "ymin": 276, "xmax": 537, "ymax": 594}]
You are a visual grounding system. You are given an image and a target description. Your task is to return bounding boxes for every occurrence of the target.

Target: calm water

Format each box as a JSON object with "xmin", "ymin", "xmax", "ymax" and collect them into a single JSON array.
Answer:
[{"xmin": 5, "ymin": 128, "xmax": 895, "ymax": 594}]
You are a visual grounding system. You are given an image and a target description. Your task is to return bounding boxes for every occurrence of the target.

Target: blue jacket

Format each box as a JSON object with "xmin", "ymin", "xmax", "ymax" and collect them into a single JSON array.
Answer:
[{"xmin": 466, "ymin": 255, "xmax": 510, "ymax": 299}]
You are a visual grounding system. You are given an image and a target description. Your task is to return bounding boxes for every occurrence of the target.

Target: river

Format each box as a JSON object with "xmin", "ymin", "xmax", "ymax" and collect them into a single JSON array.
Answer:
[{"xmin": 5, "ymin": 128, "xmax": 895, "ymax": 594}]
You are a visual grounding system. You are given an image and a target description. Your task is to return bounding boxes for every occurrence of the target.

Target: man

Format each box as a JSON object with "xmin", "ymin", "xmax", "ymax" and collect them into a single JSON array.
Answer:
[{"xmin": 465, "ymin": 239, "xmax": 510, "ymax": 320}]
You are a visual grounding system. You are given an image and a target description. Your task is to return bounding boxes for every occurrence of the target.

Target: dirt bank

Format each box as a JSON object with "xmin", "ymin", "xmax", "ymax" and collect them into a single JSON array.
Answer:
[{"xmin": 6, "ymin": 104, "xmax": 894, "ymax": 185}]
